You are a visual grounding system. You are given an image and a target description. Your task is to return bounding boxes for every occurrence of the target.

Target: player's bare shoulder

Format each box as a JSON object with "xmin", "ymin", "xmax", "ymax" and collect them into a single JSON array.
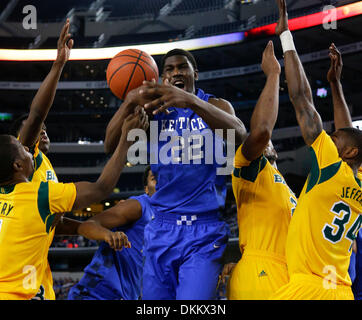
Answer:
[{"xmin": 208, "ymin": 97, "xmax": 236, "ymax": 116}]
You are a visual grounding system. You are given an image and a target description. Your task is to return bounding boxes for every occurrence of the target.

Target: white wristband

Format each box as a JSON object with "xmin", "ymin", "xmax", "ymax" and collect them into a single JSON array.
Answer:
[{"xmin": 279, "ymin": 30, "xmax": 296, "ymax": 53}]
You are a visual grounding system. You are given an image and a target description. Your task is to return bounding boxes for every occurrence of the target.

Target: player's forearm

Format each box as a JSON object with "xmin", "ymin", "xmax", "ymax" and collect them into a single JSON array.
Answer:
[
  {"xmin": 55, "ymin": 216, "xmax": 82, "ymax": 235},
  {"xmin": 190, "ymin": 96, "xmax": 246, "ymax": 145},
  {"xmin": 250, "ymin": 73, "xmax": 280, "ymax": 138},
  {"xmin": 77, "ymin": 219, "xmax": 111, "ymax": 241},
  {"xmin": 284, "ymin": 50, "xmax": 313, "ymax": 107},
  {"xmin": 284, "ymin": 51, "xmax": 323, "ymax": 146},
  {"xmin": 94, "ymin": 133, "xmax": 131, "ymax": 200},
  {"xmin": 242, "ymin": 74, "xmax": 280, "ymax": 160},
  {"xmin": 329, "ymin": 80, "xmax": 352, "ymax": 129},
  {"xmin": 20, "ymin": 62, "xmax": 64, "ymax": 146},
  {"xmin": 104, "ymin": 101, "xmax": 136, "ymax": 154}
]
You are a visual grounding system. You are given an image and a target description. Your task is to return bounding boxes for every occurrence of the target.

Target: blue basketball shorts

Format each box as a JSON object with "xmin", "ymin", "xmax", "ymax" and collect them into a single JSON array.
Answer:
[{"xmin": 142, "ymin": 211, "xmax": 229, "ymax": 300}]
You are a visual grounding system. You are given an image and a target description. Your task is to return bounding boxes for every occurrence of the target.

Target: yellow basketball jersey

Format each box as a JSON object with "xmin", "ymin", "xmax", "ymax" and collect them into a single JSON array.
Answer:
[
  {"xmin": 232, "ymin": 145, "xmax": 297, "ymax": 256},
  {"xmin": 29, "ymin": 142, "xmax": 58, "ymax": 184},
  {"xmin": 286, "ymin": 130, "xmax": 362, "ymax": 286},
  {"xmin": 29, "ymin": 143, "xmax": 59, "ymax": 300},
  {"xmin": 0, "ymin": 180, "xmax": 76, "ymax": 300}
]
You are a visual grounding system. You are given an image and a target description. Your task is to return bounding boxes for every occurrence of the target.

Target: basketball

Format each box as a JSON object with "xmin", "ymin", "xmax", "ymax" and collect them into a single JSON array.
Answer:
[{"xmin": 106, "ymin": 49, "xmax": 159, "ymax": 100}]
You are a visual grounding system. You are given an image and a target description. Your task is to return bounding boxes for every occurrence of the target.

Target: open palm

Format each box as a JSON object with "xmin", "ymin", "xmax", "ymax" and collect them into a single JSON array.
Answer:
[
  {"xmin": 275, "ymin": 0, "xmax": 289, "ymax": 36},
  {"xmin": 55, "ymin": 19, "xmax": 74, "ymax": 65}
]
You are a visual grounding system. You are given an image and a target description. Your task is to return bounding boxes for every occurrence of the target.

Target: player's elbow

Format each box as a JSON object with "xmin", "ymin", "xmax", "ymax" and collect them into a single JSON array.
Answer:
[
  {"xmin": 289, "ymin": 90, "xmax": 312, "ymax": 106},
  {"xmin": 104, "ymin": 132, "xmax": 116, "ymax": 155},
  {"xmin": 234, "ymin": 120, "xmax": 248, "ymax": 145},
  {"xmin": 251, "ymin": 127, "xmax": 272, "ymax": 146}
]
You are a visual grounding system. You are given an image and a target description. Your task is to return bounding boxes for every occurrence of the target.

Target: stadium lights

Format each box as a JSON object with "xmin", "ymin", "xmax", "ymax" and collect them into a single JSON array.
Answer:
[
  {"xmin": 0, "ymin": 1, "xmax": 361, "ymax": 61},
  {"xmin": 245, "ymin": 1, "xmax": 362, "ymax": 37},
  {"xmin": 0, "ymin": 32, "xmax": 244, "ymax": 61}
]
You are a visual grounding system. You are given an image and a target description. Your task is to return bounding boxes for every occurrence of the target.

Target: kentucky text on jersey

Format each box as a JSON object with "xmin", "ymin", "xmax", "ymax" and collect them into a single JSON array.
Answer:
[{"xmin": 159, "ymin": 116, "xmax": 206, "ymax": 132}]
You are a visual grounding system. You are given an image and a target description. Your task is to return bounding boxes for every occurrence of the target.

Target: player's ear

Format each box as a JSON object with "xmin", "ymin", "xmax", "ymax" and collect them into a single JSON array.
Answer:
[
  {"xmin": 343, "ymin": 146, "xmax": 358, "ymax": 161},
  {"xmin": 194, "ymin": 69, "xmax": 199, "ymax": 81},
  {"xmin": 13, "ymin": 159, "xmax": 23, "ymax": 173}
]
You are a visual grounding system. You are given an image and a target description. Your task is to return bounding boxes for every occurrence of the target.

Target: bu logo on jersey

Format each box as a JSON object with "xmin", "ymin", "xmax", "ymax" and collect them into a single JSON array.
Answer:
[{"xmin": 46, "ymin": 170, "xmax": 57, "ymax": 182}]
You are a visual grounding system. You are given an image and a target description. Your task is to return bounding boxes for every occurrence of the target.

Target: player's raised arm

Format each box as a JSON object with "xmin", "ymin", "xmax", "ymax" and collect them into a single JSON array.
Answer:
[
  {"xmin": 275, "ymin": 0, "xmax": 322, "ymax": 146},
  {"xmin": 241, "ymin": 41, "xmax": 281, "ymax": 161},
  {"xmin": 19, "ymin": 19, "xmax": 73, "ymax": 148},
  {"xmin": 104, "ymin": 81, "xmax": 158, "ymax": 154},
  {"xmin": 73, "ymin": 108, "xmax": 148, "ymax": 210},
  {"xmin": 327, "ymin": 43, "xmax": 353, "ymax": 129}
]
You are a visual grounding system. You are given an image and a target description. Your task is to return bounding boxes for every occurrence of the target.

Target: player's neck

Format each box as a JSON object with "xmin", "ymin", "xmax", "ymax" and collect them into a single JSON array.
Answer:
[
  {"xmin": 347, "ymin": 161, "xmax": 359, "ymax": 178},
  {"xmin": 1, "ymin": 175, "xmax": 28, "ymax": 186}
]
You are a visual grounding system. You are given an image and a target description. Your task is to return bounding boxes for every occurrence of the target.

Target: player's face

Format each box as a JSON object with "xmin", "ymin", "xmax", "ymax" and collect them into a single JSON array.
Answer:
[
  {"xmin": 145, "ymin": 170, "xmax": 156, "ymax": 196},
  {"xmin": 38, "ymin": 125, "xmax": 50, "ymax": 154},
  {"xmin": 162, "ymin": 55, "xmax": 197, "ymax": 94},
  {"xmin": 13, "ymin": 138, "xmax": 34, "ymax": 178},
  {"xmin": 18, "ymin": 121, "xmax": 50, "ymax": 154},
  {"xmin": 330, "ymin": 130, "xmax": 351, "ymax": 160},
  {"xmin": 264, "ymin": 140, "xmax": 278, "ymax": 164}
]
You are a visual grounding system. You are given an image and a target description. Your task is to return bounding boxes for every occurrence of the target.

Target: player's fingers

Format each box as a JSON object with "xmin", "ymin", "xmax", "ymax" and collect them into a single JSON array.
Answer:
[
  {"xmin": 144, "ymin": 97, "xmax": 164, "ymax": 110},
  {"xmin": 67, "ymin": 38, "xmax": 74, "ymax": 50},
  {"xmin": 142, "ymin": 80, "xmax": 159, "ymax": 88},
  {"xmin": 107, "ymin": 235, "xmax": 115, "ymax": 249},
  {"xmin": 152, "ymin": 101, "xmax": 172, "ymax": 116},
  {"xmin": 141, "ymin": 113, "xmax": 149, "ymax": 130},
  {"xmin": 139, "ymin": 87, "xmax": 158, "ymax": 97},
  {"xmin": 59, "ymin": 19, "xmax": 70, "ymax": 42},
  {"xmin": 120, "ymin": 232, "xmax": 130, "ymax": 249},
  {"xmin": 124, "ymin": 112, "xmax": 135, "ymax": 124},
  {"xmin": 116, "ymin": 233, "xmax": 124, "ymax": 250},
  {"xmin": 163, "ymin": 78, "xmax": 172, "ymax": 86},
  {"xmin": 63, "ymin": 33, "xmax": 72, "ymax": 47}
]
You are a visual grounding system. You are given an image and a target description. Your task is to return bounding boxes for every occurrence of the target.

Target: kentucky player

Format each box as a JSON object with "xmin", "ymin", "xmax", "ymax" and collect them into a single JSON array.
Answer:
[{"xmin": 104, "ymin": 48, "xmax": 246, "ymax": 299}]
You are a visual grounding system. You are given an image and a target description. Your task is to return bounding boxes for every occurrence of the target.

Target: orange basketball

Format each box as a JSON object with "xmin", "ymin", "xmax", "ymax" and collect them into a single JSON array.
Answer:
[{"xmin": 106, "ymin": 49, "xmax": 159, "ymax": 100}]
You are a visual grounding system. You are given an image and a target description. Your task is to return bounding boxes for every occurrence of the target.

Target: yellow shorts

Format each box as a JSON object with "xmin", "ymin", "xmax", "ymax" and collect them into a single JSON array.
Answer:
[
  {"xmin": 227, "ymin": 249, "xmax": 288, "ymax": 300},
  {"xmin": 270, "ymin": 273, "xmax": 354, "ymax": 300}
]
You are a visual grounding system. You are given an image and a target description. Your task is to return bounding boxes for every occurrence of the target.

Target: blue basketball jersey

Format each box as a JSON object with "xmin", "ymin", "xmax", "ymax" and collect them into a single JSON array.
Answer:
[
  {"xmin": 68, "ymin": 194, "xmax": 154, "ymax": 300},
  {"xmin": 149, "ymin": 88, "xmax": 225, "ymax": 215}
]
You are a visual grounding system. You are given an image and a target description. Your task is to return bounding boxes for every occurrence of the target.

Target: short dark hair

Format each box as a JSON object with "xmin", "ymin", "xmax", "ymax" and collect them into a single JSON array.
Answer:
[
  {"xmin": 9, "ymin": 114, "xmax": 28, "ymax": 137},
  {"xmin": 0, "ymin": 135, "xmax": 19, "ymax": 184},
  {"xmin": 142, "ymin": 165, "xmax": 151, "ymax": 187},
  {"xmin": 339, "ymin": 127, "xmax": 362, "ymax": 163},
  {"xmin": 160, "ymin": 48, "xmax": 198, "ymax": 74}
]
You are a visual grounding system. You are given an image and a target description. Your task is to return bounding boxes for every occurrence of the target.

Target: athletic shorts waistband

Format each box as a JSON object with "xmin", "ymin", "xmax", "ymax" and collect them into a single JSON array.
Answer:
[
  {"xmin": 152, "ymin": 210, "xmax": 221, "ymax": 225},
  {"xmin": 241, "ymin": 248, "xmax": 287, "ymax": 265}
]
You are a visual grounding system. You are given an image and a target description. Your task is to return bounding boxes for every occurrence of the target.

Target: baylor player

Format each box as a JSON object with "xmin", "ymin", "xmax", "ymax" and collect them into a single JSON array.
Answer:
[
  {"xmin": 9, "ymin": 19, "xmax": 74, "ymax": 300},
  {"xmin": 271, "ymin": 0, "xmax": 362, "ymax": 300},
  {"xmin": 0, "ymin": 110, "xmax": 146, "ymax": 300},
  {"xmin": 222, "ymin": 41, "xmax": 297, "ymax": 299}
]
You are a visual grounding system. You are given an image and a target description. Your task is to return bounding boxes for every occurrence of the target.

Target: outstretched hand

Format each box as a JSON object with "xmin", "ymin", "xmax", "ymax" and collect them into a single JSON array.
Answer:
[
  {"xmin": 261, "ymin": 41, "xmax": 281, "ymax": 76},
  {"xmin": 275, "ymin": 0, "xmax": 289, "ymax": 36},
  {"xmin": 55, "ymin": 18, "xmax": 74, "ymax": 66},
  {"xmin": 121, "ymin": 105, "xmax": 149, "ymax": 134},
  {"xmin": 327, "ymin": 43, "xmax": 343, "ymax": 83}
]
